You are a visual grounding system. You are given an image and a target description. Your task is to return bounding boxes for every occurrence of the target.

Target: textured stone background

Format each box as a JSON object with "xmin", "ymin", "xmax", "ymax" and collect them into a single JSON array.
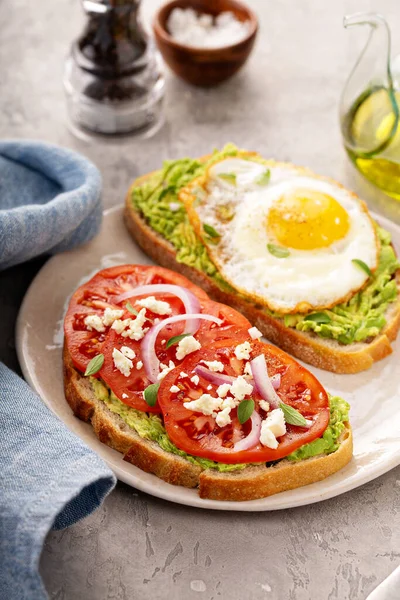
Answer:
[{"xmin": 1, "ymin": 0, "xmax": 400, "ymax": 598}]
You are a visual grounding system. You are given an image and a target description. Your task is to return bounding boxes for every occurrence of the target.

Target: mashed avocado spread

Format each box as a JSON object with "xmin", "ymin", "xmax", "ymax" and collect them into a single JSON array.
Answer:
[
  {"xmin": 131, "ymin": 145, "xmax": 399, "ymax": 345},
  {"xmin": 91, "ymin": 377, "xmax": 349, "ymax": 469}
]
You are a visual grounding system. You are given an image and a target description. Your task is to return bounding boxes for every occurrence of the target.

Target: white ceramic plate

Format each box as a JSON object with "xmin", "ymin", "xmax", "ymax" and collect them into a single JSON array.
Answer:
[{"xmin": 16, "ymin": 206, "xmax": 400, "ymax": 511}]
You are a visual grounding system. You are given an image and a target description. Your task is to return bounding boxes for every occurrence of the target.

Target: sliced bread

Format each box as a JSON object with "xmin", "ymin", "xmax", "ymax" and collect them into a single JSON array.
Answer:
[
  {"xmin": 64, "ymin": 345, "xmax": 352, "ymax": 502},
  {"xmin": 124, "ymin": 176, "xmax": 400, "ymax": 374}
]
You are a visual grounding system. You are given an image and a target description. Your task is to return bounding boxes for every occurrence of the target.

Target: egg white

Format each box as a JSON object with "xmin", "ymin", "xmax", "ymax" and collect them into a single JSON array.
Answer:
[{"xmin": 190, "ymin": 158, "xmax": 378, "ymax": 313}]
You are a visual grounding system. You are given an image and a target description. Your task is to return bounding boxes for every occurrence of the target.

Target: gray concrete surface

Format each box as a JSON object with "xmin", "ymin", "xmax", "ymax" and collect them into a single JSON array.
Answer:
[{"xmin": 1, "ymin": 0, "xmax": 400, "ymax": 598}]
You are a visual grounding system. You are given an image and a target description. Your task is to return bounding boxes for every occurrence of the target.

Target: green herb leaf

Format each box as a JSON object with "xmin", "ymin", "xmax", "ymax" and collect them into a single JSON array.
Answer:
[
  {"xmin": 84, "ymin": 354, "xmax": 104, "ymax": 377},
  {"xmin": 215, "ymin": 204, "xmax": 235, "ymax": 222},
  {"xmin": 218, "ymin": 173, "xmax": 237, "ymax": 185},
  {"xmin": 166, "ymin": 333, "xmax": 192, "ymax": 349},
  {"xmin": 352, "ymin": 258, "xmax": 372, "ymax": 277},
  {"xmin": 203, "ymin": 223, "xmax": 220, "ymax": 239},
  {"xmin": 267, "ymin": 243, "xmax": 290, "ymax": 258},
  {"xmin": 237, "ymin": 399, "xmax": 255, "ymax": 425},
  {"xmin": 279, "ymin": 401, "xmax": 308, "ymax": 427},
  {"xmin": 256, "ymin": 168, "xmax": 271, "ymax": 186},
  {"xmin": 143, "ymin": 383, "xmax": 160, "ymax": 407},
  {"xmin": 303, "ymin": 312, "xmax": 331, "ymax": 324},
  {"xmin": 126, "ymin": 302, "xmax": 138, "ymax": 316}
]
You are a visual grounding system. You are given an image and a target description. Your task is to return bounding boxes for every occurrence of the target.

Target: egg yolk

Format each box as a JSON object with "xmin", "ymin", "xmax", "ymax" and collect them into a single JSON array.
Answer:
[{"xmin": 266, "ymin": 189, "xmax": 350, "ymax": 250}]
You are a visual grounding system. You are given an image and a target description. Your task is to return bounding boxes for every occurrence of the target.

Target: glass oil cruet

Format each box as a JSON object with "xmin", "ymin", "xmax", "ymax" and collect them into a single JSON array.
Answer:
[{"xmin": 340, "ymin": 13, "xmax": 400, "ymax": 199}]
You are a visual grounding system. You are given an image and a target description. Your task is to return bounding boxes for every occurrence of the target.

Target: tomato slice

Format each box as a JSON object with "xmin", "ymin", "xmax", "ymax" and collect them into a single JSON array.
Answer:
[
  {"xmin": 158, "ymin": 339, "xmax": 330, "ymax": 464},
  {"xmin": 64, "ymin": 264, "xmax": 209, "ymax": 373},
  {"xmin": 100, "ymin": 324, "xmax": 156, "ymax": 413},
  {"xmin": 99, "ymin": 298, "xmax": 252, "ymax": 413},
  {"xmin": 153, "ymin": 299, "xmax": 252, "ymax": 368}
]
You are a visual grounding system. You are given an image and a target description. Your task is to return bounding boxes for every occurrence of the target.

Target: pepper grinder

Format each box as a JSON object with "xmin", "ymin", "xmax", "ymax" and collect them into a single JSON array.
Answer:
[{"xmin": 64, "ymin": 0, "xmax": 165, "ymax": 139}]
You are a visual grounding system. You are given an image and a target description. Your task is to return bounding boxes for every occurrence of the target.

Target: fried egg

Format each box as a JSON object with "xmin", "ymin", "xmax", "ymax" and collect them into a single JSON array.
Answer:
[{"xmin": 181, "ymin": 157, "xmax": 379, "ymax": 313}]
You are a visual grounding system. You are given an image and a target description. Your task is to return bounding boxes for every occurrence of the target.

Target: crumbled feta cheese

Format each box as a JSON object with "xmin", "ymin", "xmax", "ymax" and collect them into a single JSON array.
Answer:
[
  {"xmin": 215, "ymin": 406, "xmax": 232, "ymax": 428},
  {"xmin": 120, "ymin": 346, "xmax": 136, "ymax": 360},
  {"xmin": 259, "ymin": 399, "xmax": 270, "ymax": 413},
  {"xmin": 170, "ymin": 385, "xmax": 180, "ymax": 393},
  {"xmin": 122, "ymin": 393, "xmax": 128, "ymax": 399},
  {"xmin": 84, "ymin": 314, "xmax": 105, "ymax": 333},
  {"xmin": 176, "ymin": 335, "xmax": 201, "ymax": 360},
  {"xmin": 179, "ymin": 371, "xmax": 188, "ymax": 378},
  {"xmin": 183, "ymin": 394, "xmax": 222, "ymax": 416},
  {"xmin": 260, "ymin": 424, "xmax": 279, "ymax": 449},
  {"xmin": 136, "ymin": 361, "xmax": 143, "ymax": 370},
  {"xmin": 230, "ymin": 375, "xmax": 253, "ymax": 401},
  {"xmin": 234, "ymin": 341, "xmax": 251, "ymax": 360},
  {"xmin": 243, "ymin": 361, "xmax": 252, "ymax": 377},
  {"xmin": 217, "ymin": 383, "xmax": 231, "ymax": 398},
  {"xmin": 157, "ymin": 360, "xmax": 176, "ymax": 380},
  {"xmin": 248, "ymin": 326, "xmax": 263, "ymax": 340},
  {"xmin": 103, "ymin": 307, "xmax": 124, "ymax": 326},
  {"xmin": 169, "ymin": 202, "xmax": 181, "ymax": 212},
  {"xmin": 112, "ymin": 348, "xmax": 133, "ymax": 377},
  {"xmin": 263, "ymin": 408, "xmax": 286, "ymax": 437},
  {"xmin": 207, "ymin": 384, "xmax": 212, "ymax": 390},
  {"xmin": 202, "ymin": 360, "xmax": 224, "ymax": 372},
  {"xmin": 121, "ymin": 308, "xmax": 148, "ymax": 341},
  {"xmin": 111, "ymin": 318, "xmax": 131, "ymax": 335},
  {"xmin": 190, "ymin": 374, "xmax": 200, "ymax": 385},
  {"xmin": 221, "ymin": 396, "xmax": 236, "ymax": 410},
  {"xmin": 136, "ymin": 296, "xmax": 172, "ymax": 316},
  {"xmin": 85, "ymin": 308, "xmax": 128, "ymax": 332}
]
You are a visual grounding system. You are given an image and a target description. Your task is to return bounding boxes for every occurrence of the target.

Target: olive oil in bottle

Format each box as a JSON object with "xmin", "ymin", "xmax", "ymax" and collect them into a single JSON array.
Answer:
[{"xmin": 343, "ymin": 86, "xmax": 400, "ymax": 200}]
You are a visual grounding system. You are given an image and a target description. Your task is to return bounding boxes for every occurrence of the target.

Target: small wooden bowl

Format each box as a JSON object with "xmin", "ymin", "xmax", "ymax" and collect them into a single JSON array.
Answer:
[{"xmin": 153, "ymin": 0, "xmax": 258, "ymax": 87}]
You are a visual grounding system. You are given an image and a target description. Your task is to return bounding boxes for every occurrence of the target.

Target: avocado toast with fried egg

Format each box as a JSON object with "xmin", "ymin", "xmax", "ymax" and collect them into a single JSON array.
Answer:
[{"xmin": 124, "ymin": 145, "xmax": 400, "ymax": 373}]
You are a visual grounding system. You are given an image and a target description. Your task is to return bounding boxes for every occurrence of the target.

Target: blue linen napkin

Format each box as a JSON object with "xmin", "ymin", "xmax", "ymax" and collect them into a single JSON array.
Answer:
[
  {"xmin": 0, "ymin": 364, "xmax": 116, "ymax": 599},
  {"xmin": 0, "ymin": 139, "xmax": 102, "ymax": 270},
  {"xmin": 0, "ymin": 140, "xmax": 117, "ymax": 599}
]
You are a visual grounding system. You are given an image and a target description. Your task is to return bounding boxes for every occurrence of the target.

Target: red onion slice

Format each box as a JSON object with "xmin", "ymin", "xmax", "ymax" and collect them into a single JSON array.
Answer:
[
  {"xmin": 194, "ymin": 365, "xmax": 236, "ymax": 386},
  {"xmin": 248, "ymin": 326, "xmax": 262, "ymax": 339},
  {"xmin": 250, "ymin": 354, "xmax": 281, "ymax": 409},
  {"xmin": 194, "ymin": 367, "xmax": 280, "ymax": 389},
  {"xmin": 142, "ymin": 313, "xmax": 223, "ymax": 382},
  {"xmin": 270, "ymin": 373, "xmax": 281, "ymax": 390},
  {"xmin": 233, "ymin": 411, "xmax": 262, "ymax": 451},
  {"xmin": 114, "ymin": 284, "xmax": 201, "ymax": 334}
]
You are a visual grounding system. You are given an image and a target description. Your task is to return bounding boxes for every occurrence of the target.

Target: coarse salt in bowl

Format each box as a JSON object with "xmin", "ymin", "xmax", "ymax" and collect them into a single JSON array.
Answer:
[
  {"xmin": 153, "ymin": 0, "xmax": 258, "ymax": 87},
  {"xmin": 167, "ymin": 7, "xmax": 252, "ymax": 49}
]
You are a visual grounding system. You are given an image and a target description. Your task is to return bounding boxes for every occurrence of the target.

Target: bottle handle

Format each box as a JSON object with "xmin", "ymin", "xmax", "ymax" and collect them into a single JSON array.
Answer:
[{"xmin": 340, "ymin": 13, "xmax": 398, "ymax": 157}]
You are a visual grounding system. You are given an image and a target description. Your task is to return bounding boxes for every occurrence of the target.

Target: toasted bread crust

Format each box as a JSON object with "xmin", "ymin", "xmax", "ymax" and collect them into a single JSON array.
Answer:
[
  {"xmin": 124, "ymin": 173, "xmax": 400, "ymax": 374},
  {"xmin": 199, "ymin": 425, "xmax": 352, "ymax": 501},
  {"xmin": 63, "ymin": 345, "xmax": 202, "ymax": 489},
  {"xmin": 64, "ymin": 345, "xmax": 352, "ymax": 502}
]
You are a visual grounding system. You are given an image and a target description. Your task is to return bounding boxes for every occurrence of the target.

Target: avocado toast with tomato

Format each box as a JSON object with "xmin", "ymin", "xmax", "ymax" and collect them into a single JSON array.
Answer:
[{"xmin": 64, "ymin": 265, "xmax": 352, "ymax": 501}]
